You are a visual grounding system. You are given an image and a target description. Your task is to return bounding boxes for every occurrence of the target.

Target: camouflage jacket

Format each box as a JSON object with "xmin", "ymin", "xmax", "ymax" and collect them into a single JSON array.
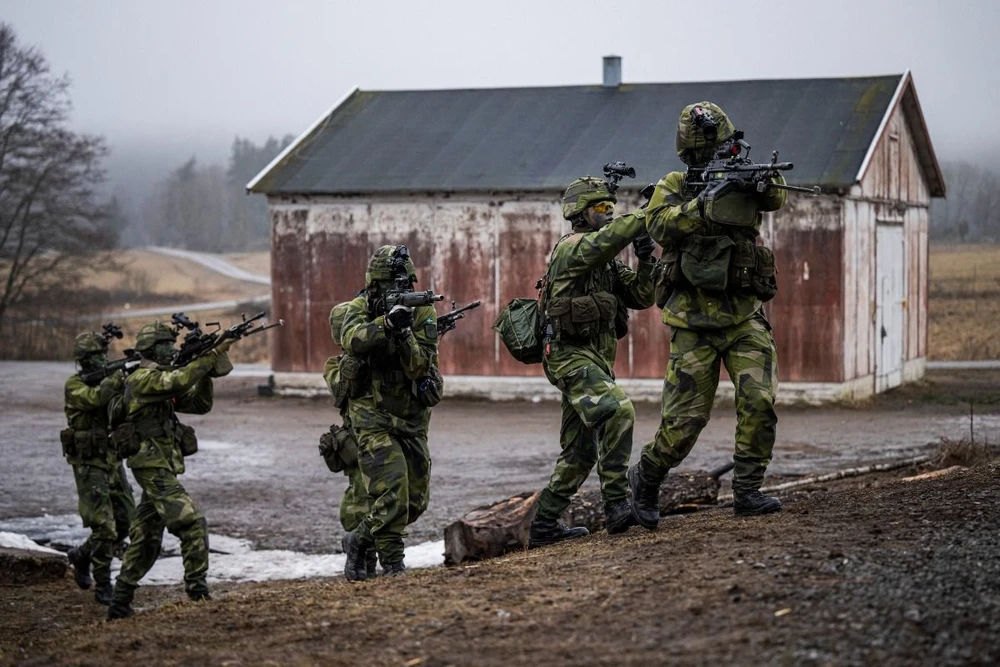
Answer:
[
  {"xmin": 122, "ymin": 353, "xmax": 220, "ymax": 474},
  {"xmin": 340, "ymin": 295, "xmax": 439, "ymax": 434},
  {"xmin": 543, "ymin": 210, "xmax": 655, "ymax": 379},
  {"xmin": 64, "ymin": 372, "xmax": 123, "ymax": 470},
  {"xmin": 646, "ymin": 171, "xmax": 786, "ymax": 330}
]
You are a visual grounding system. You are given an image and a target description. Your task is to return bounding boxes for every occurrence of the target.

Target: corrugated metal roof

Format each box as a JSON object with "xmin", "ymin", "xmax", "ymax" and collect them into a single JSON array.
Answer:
[{"xmin": 249, "ymin": 75, "xmax": 923, "ymax": 195}]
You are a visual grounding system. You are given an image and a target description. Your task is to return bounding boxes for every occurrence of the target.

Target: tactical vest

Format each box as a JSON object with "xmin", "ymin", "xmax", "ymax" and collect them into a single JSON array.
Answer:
[
  {"xmin": 543, "ymin": 234, "xmax": 621, "ymax": 343},
  {"xmin": 108, "ymin": 361, "xmax": 198, "ymax": 460},
  {"xmin": 654, "ymin": 223, "xmax": 777, "ymax": 306},
  {"xmin": 61, "ymin": 378, "xmax": 113, "ymax": 462}
]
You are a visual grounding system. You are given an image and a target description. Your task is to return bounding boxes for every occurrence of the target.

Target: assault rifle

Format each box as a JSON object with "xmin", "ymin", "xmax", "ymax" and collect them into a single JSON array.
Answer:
[
  {"xmin": 684, "ymin": 131, "xmax": 820, "ymax": 197},
  {"xmin": 78, "ymin": 322, "xmax": 138, "ymax": 384},
  {"xmin": 170, "ymin": 311, "xmax": 284, "ymax": 367},
  {"xmin": 381, "ymin": 245, "xmax": 445, "ymax": 310},
  {"xmin": 437, "ymin": 300, "xmax": 481, "ymax": 336},
  {"xmin": 603, "ymin": 160, "xmax": 656, "ymax": 249}
]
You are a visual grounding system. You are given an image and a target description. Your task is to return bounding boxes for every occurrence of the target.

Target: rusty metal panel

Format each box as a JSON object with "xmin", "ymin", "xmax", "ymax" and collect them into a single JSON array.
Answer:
[
  {"xmin": 769, "ymin": 195, "xmax": 844, "ymax": 383},
  {"xmin": 432, "ymin": 204, "xmax": 497, "ymax": 376},
  {"xmin": 271, "ymin": 207, "xmax": 311, "ymax": 372},
  {"xmin": 496, "ymin": 201, "xmax": 559, "ymax": 378}
]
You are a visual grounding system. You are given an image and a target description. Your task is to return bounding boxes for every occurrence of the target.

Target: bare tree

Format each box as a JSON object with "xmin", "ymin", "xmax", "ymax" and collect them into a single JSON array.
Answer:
[{"xmin": 0, "ymin": 23, "xmax": 116, "ymax": 331}]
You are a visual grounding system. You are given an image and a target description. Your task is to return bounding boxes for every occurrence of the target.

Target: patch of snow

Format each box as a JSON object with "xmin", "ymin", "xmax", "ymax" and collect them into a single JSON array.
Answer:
[{"xmin": 0, "ymin": 531, "xmax": 64, "ymax": 555}]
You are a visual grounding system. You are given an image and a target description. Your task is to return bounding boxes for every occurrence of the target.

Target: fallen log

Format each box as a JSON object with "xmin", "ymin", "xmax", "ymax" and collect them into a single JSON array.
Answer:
[{"xmin": 444, "ymin": 464, "xmax": 733, "ymax": 566}]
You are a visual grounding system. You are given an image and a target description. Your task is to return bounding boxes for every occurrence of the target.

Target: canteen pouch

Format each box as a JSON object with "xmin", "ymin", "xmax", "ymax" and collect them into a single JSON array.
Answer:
[
  {"xmin": 318, "ymin": 423, "xmax": 359, "ymax": 473},
  {"xmin": 177, "ymin": 423, "xmax": 198, "ymax": 457}
]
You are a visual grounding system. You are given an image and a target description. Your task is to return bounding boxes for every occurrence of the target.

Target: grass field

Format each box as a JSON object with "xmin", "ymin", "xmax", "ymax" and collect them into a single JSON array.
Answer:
[{"xmin": 929, "ymin": 243, "xmax": 1000, "ymax": 360}]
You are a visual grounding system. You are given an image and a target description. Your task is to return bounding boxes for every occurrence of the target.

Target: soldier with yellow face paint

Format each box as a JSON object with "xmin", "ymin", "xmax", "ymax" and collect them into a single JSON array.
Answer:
[
  {"xmin": 528, "ymin": 177, "xmax": 655, "ymax": 547},
  {"xmin": 629, "ymin": 102, "xmax": 787, "ymax": 529}
]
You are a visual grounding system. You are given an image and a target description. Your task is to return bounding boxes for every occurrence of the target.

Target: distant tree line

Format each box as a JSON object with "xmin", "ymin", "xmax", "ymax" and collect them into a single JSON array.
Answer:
[
  {"xmin": 931, "ymin": 161, "xmax": 1000, "ymax": 243},
  {"xmin": 130, "ymin": 135, "xmax": 292, "ymax": 252}
]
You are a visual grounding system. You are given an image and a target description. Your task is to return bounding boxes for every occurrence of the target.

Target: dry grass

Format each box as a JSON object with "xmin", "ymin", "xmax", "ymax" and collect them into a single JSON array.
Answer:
[
  {"xmin": 220, "ymin": 251, "xmax": 270, "ymax": 276},
  {"xmin": 934, "ymin": 437, "xmax": 1000, "ymax": 467},
  {"xmin": 929, "ymin": 243, "xmax": 1000, "ymax": 360}
]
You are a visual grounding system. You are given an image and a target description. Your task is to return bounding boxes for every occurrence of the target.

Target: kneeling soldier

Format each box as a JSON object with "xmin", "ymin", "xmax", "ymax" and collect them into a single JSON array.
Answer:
[
  {"xmin": 339, "ymin": 245, "xmax": 441, "ymax": 580},
  {"xmin": 62, "ymin": 332, "xmax": 136, "ymax": 604},
  {"xmin": 107, "ymin": 322, "xmax": 234, "ymax": 620}
]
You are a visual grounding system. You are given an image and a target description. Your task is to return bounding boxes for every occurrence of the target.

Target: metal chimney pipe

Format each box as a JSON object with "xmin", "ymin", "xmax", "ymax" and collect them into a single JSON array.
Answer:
[{"xmin": 603, "ymin": 55, "xmax": 622, "ymax": 88}]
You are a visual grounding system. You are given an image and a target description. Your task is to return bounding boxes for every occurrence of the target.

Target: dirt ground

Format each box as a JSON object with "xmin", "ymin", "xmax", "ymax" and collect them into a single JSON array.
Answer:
[
  {"xmin": 2, "ymin": 462, "xmax": 997, "ymax": 666},
  {"xmin": 1, "ymin": 363, "xmax": 998, "ymax": 665}
]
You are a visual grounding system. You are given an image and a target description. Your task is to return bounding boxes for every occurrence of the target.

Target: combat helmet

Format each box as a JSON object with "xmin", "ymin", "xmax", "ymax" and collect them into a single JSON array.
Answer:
[
  {"xmin": 134, "ymin": 322, "xmax": 177, "ymax": 352},
  {"xmin": 561, "ymin": 177, "xmax": 617, "ymax": 221},
  {"xmin": 365, "ymin": 245, "xmax": 417, "ymax": 286},
  {"xmin": 676, "ymin": 101, "xmax": 736, "ymax": 166},
  {"xmin": 73, "ymin": 332, "xmax": 108, "ymax": 361}
]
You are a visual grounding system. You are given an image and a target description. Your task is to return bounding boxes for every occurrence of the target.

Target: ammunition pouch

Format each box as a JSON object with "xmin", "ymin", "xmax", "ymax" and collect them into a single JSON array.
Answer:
[
  {"xmin": 74, "ymin": 429, "xmax": 111, "ymax": 459},
  {"xmin": 110, "ymin": 423, "xmax": 142, "ymax": 460},
  {"xmin": 493, "ymin": 297, "xmax": 544, "ymax": 364},
  {"xmin": 319, "ymin": 423, "xmax": 359, "ymax": 473},
  {"xmin": 60, "ymin": 427, "xmax": 77, "ymax": 458},
  {"xmin": 340, "ymin": 354, "xmax": 370, "ymax": 399},
  {"xmin": 679, "ymin": 235, "xmax": 735, "ymax": 291},
  {"xmin": 546, "ymin": 291, "xmax": 617, "ymax": 342},
  {"xmin": 653, "ymin": 248, "xmax": 682, "ymax": 308},
  {"xmin": 176, "ymin": 423, "xmax": 198, "ymax": 457},
  {"xmin": 728, "ymin": 240, "xmax": 778, "ymax": 302}
]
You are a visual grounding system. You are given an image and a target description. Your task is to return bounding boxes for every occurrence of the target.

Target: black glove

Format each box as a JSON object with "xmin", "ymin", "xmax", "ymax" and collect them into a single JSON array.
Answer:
[
  {"xmin": 385, "ymin": 305, "xmax": 414, "ymax": 332},
  {"xmin": 632, "ymin": 233, "xmax": 656, "ymax": 261}
]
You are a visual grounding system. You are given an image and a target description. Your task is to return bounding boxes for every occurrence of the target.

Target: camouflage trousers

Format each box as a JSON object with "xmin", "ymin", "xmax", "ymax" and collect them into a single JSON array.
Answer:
[
  {"xmin": 537, "ymin": 362, "xmax": 636, "ymax": 520},
  {"xmin": 339, "ymin": 463, "xmax": 370, "ymax": 532},
  {"xmin": 353, "ymin": 425, "xmax": 431, "ymax": 566},
  {"xmin": 71, "ymin": 463, "xmax": 135, "ymax": 584},
  {"xmin": 641, "ymin": 314, "xmax": 778, "ymax": 494},
  {"xmin": 117, "ymin": 467, "xmax": 209, "ymax": 597}
]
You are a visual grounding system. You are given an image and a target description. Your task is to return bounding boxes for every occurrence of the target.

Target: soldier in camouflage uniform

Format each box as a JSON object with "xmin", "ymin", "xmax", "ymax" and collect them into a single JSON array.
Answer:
[
  {"xmin": 62, "ymin": 332, "xmax": 136, "ymax": 604},
  {"xmin": 321, "ymin": 301, "xmax": 376, "ymax": 578},
  {"xmin": 529, "ymin": 177, "xmax": 656, "ymax": 547},
  {"xmin": 339, "ymin": 245, "xmax": 440, "ymax": 581},
  {"xmin": 629, "ymin": 102, "xmax": 787, "ymax": 528},
  {"xmin": 107, "ymin": 322, "xmax": 235, "ymax": 620}
]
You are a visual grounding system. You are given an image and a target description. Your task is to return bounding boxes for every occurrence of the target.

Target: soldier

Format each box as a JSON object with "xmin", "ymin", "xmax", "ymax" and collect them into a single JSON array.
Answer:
[
  {"xmin": 320, "ymin": 301, "xmax": 377, "ymax": 578},
  {"xmin": 106, "ymin": 322, "xmax": 234, "ymax": 620},
  {"xmin": 339, "ymin": 245, "xmax": 440, "ymax": 581},
  {"xmin": 62, "ymin": 332, "xmax": 136, "ymax": 605},
  {"xmin": 629, "ymin": 101, "xmax": 787, "ymax": 529},
  {"xmin": 528, "ymin": 177, "xmax": 656, "ymax": 547}
]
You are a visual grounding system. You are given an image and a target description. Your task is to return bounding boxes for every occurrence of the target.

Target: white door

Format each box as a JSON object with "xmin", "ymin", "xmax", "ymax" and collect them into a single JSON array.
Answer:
[{"xmin": 875, "ymin": 223, "xmax": 905, "ymax": 392}]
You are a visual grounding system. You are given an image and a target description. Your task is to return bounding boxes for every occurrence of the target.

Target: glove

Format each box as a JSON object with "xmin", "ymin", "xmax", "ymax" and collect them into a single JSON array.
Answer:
[
  {"xmin": 632, "ymin": 233, "xmax": 656, "ymax": 261},
  {"xmin": 214, "ymin": 338, "xmax": 234, "ymax": 355},
  {"xmin": 385, "ymin": 305, "xmax": 414, "ymax": 332}
]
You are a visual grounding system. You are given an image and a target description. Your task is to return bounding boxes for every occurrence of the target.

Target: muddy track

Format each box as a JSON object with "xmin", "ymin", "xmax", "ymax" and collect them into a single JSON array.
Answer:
[{"xmin": 2, "ymin": 464, "xmax": 997, "ymax": 666}]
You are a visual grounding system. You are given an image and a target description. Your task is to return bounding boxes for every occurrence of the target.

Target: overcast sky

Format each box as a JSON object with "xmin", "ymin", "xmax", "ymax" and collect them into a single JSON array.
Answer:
[{"xmin": 3, "ymin": 0, "xmax": 998, "ymax": 171}]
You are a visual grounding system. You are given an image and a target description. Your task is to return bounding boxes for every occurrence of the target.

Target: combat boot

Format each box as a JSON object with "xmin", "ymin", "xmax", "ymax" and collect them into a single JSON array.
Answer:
[
  {"xmin": 66, "ymin": 546, "xmax": 92, "ymax": 590},
  {"xmin": 628, "ymin": 463, "xmax": 661, "ymax": 530},
  {"xmin": 528, "ymin": 515, "xmax": 589, "ymax": 548},
  {"xmin": 106, "ymin": 582, "xmax": 136, "ymax": 621},
  {"xmin": 381, "ymin": 561, "xmax": 407, "ymax": 577},
  {"xmin": 365, "ymin": 548, "xmax": 378, "ymax": 579},
  {"xmin": 604, "ymin": 499, "xmax": 635, "ymax": 534},
  {"xmin": 94, "ymin": 581, "xmax": 113, "ymax": 606},
  {"xmin": 733, "ymin": 490, "xmax": 782, "ymax": 517},
  {"xmin": 187, "ymin": 590, "xmax": 211, "ymax": 602},
  {"xmin": 342, "ymin": 530, "xmax": 370, "ymax": 582}
]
